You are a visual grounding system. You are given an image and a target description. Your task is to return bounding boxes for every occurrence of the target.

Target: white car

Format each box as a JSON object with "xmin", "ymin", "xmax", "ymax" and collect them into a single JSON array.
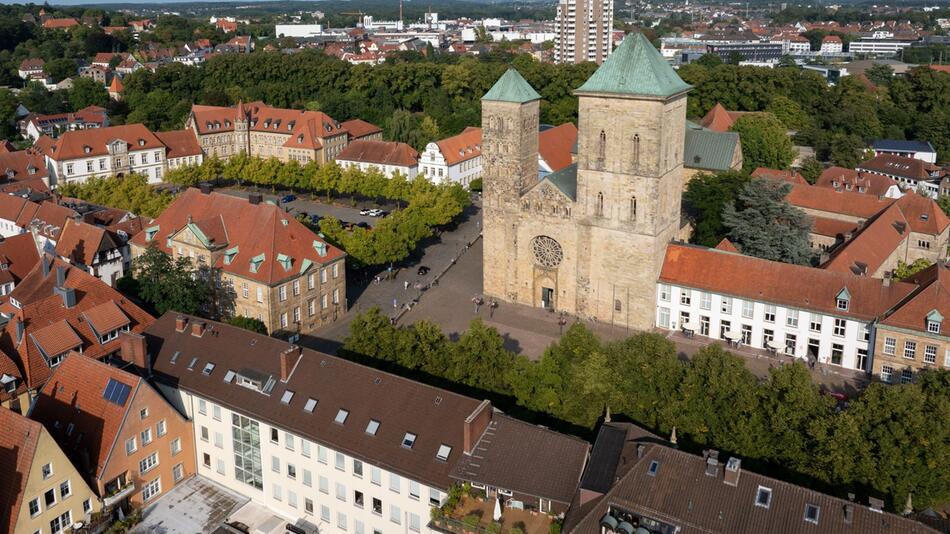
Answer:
[
  {"xmin": 359, "ymin": 208, "xmax": 372, "ymax": 216},
  {"xmin": 368, "ymin": 209, "xmax": 386, "ymax": 217}
]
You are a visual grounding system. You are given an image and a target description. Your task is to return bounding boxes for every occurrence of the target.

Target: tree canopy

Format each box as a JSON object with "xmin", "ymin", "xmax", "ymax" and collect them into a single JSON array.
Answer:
[
  {"xmin": 729, "ymin": 114, "xmax": 796, "ymax": 172},
  {"xmin": 723, "ymin": 179, "xmax": 813, "ymax": 265}
]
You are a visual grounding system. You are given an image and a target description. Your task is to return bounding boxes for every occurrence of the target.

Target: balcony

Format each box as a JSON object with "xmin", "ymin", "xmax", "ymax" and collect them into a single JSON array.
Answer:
[
  {"xmin": 430, "ymin": 486, "xmax": 555, "ymax": 534},
  {"xmin": 103, "ymin": 479, "xmax": 135, "ymax": 508}
]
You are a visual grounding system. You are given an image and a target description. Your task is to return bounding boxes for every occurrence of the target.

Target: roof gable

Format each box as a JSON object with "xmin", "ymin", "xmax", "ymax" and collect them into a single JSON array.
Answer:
[{"xmin": 576, "ymin": 33, "xmax": 691, "ymax": 98}]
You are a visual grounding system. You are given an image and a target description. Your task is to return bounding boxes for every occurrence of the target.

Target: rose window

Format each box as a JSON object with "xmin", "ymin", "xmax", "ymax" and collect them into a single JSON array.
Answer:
[{"xmin": 531, "ymin": 236, "xmax": 563, "ymax": 269}]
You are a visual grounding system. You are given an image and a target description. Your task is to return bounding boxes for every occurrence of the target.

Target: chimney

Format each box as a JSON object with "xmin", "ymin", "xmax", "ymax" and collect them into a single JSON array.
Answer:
[
  {"xmin": 55, "ymin": 265, "xmax": 65, "ymax": 286},
  {"xmin": 844, "ymin": 231, "xmax": 853, "ymax": 241},
  {"xmin": 41, "ymin": 256, "xmax": 50, "ymax": 277},
  {"xmin": 704, "ymin": 450, "xmax": 719, "ymax": 477},
  {"xmin": 191, "ymin": 320, "xmax": 206, "ymax": 337},
  {"xmin": 119, "ymin": 331, "xmax": 147, "ymax": 371},
  {"xmin": 175, "ymin": 315, "xmax": 188, "ymax": 333},
  {"xmin": 883, "ymin": 271, "xmax": 892, "ymax": 287},
  {"xmin": 843, "ymin": 504, "xmax": 854, "ymax": 523},
  {"xmin": 463, "ymin": 399, "xmax": 493, "ymax": 454},
  {"xmin": 15, "ymin": 318, "xmax": 23, "ymax": 344},
  {"xmin": 279, "ymin": 345, "xmax": 302, "ymax": 382},
  {"xmin": 199, "ymin": 183, "xmax": 212, "ymax": 194},
  {"xmin": 723, "ymin": 457, "xmax": 741, "ymax": 486},
  {"xmin": 248, "ymin": 193, "xmax": 262, "ymax": 205},
  {"xmin": 868, "ymin": 497, "xmax": 884, "ymax": 513}
]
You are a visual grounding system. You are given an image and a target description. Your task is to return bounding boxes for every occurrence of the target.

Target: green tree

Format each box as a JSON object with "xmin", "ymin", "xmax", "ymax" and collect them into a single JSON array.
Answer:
[
  {"xmin": 132, "ymin": 243, "xmax": 213, "ymax": 315},
  {"xmin": 45, "ymin": 57, "xmax": 77, "ymax": 83},
  {"xmin": 865, "ymin": 63, "xmax": 895, "ymax": 86},
  {"xmin": 938, "ymin": 196, "xmax": 950, "ymax": 218},
  {"xmin": 447, "ymin": 318, "xmax": 515, "ymax": 394},
  {"xmin": 828, "ymin": 132, "xmax": 866, "ymax": 168},
  {"xmin": 694, "ymin": 53, "xmax": 723, "ymax": 67},
  {"xmin": 723, "ymin": 179, "xmax": 813, "ymax": 265},
  {"xmin": 798, "ymin": 156, "xmax": 824, "ymax": 184},
  {"xmin": 893, "ymin": 258, "xmax": 934, "ymax": 280},
  {"xmin": 683, "ymin": 170, "xmax": 751, "ymax": 247},
  {"xmin": 57, "ymin": 174, "xmax": 172, "ymax": 217},
  {"xmin": 730, "ymin": 114, "xmax": 796, "ymax": 172},
  {"xmin": 767, "ymin": 95, "xmax": 811, "ymax": 131},
  {"xmin": 227, "ymin": 315, "xmax": 267, "ymax": 335},
  {"xmin": 68, "ymin": 77, "xmax": 109, "ymax": 110}
]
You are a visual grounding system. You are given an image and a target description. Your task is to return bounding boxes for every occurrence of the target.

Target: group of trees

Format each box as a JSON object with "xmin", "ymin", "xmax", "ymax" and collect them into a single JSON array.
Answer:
[
  {"xmin": 57, "ymin": 174, "xmax": 173, "ymax": 217},
  {"xmin": 165, "ymin": 157, "xmax": 471, "ymax": 267},
  {"xmin": 343, "ymin": 309, "xmax": 950, "ymax": 512}
]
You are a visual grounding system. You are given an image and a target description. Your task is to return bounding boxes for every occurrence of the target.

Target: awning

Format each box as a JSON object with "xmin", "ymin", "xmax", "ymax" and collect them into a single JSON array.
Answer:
[{"xmin": 724, "ymin": 329, "xmax": 742, "ymax": 341}]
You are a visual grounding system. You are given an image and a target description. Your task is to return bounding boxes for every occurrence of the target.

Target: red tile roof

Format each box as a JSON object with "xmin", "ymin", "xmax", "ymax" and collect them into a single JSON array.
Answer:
[
  {"xmin": 435, "ymin": 127, "xmax": 482, "ymax": 166},
  {"xmin": 189, "ymin": 102, "xmax": 346, "ymax": 147},
  {"xmin": 154, "ymin": 129, "xmax": 202, "ymax": 160},
  {"xmin": 893, "ymin": 191, "xmax": 950, "ymax": 235},
  {"xmin": 30, "ymin": 320, "xmax": 82, "ymax": 357},
  {"xmin": 54, "ymin": 218, "xmax": 118, "ymax": 266},
  {"xmin": 0, "ymin": 148, "xmax": 49, "ymax": 184},
  {"xmin": 21, "ymin": 201, "xmax": 78, "ymax": 241},
  {"xmin": 19, "ymin": 58, "xmax": 44, "ymax": 71},
  {"xmin": 811, "ymin": 216, "xmax": 858, "ymax": 238},
  {"xmin": 41, "ymin": 17, "xmax": 79, "ymax": 29},
  {"xmin": 714, "ymin": 238, "xmax": 739, "ymax": 252},
  {"xmin": 48, "ymin": 124, "xmax": 162, "ymax": 161},
  {"xmin": 108, "ymin": 75, "xmax": 124, "ymax": 94},
  {"xmin": 0, "ymin": 233, "xmax": 40, "ymax": 287},
  {"xmin": 698, "ymin": 103, "xmax": 754, "ymax": 133},
  {"xmin": 660, "ymin": 243, "xmax": 917, "ymax": 320},
  {"xmin": 857, "ymin": 154, "xmax": 939, "ymax": 181},
  {"xmin": 31, "ymin": 354, "xmax": 141, "ymax": 481},
  {"xmin": 0, "ymin": 259, "xmax": 154, "ymax": 391},
  {"xmin": 815, "ymin": 166, "xmax": 898, "ymax": 197},
  {"xmin": 539, "ymin": 123, "xmax": 578, "ymax": 173},
  {"xmin": 882, "ymin": 263, "xmax": 950, "ymax": 337},
  {"xmin": 0, "ymin": 406, "xmax": 42, "ymax": 534},
  {"xmin": 337, "ymin": 139, "xmax": 419, "ymax": 167},
  {"xmin": 751, "ymin": 167, "xmax": 808, "ymax": 185},
  {"xmin": 786, "ymin": 183, "xmax": 895, "ymax": 220},
  {"xmin": 82, "ymin": 300, "xmax": 130, "ymax": 335},
  {"xmin": 129, "ymin": 188, "xmax": 344, "ymax": 285},
  {"xmin": 340, "ymin": 119, "xmax": 383, "ymax": 140}
]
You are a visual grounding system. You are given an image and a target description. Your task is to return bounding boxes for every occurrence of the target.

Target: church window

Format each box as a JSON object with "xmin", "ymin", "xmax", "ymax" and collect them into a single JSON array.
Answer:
[
  {"xmin": 630, "ymin": 197, "xmax": 637, "ymax": 221},
  {"xmin": 531, "ymin": 236, "xmax": 563, "ymax": 269},
  {"xmin": 596, "ymin": 192, "xmax": 604, "ymax": 217},
  {"xmin": 598, "ymin": 130, "xmax": 607, "ymax": 164},
  {"xmin": 633, "ymin": 134, "xmax": 640, "ymax": 168},
  {"xmin": 615, "ymin": 299, "xmax": 622, "ymax": 312}
]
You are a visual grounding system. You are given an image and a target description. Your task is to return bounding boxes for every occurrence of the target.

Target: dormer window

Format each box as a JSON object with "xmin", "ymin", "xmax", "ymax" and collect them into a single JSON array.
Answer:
[
  {"xmin": 138, "ymin": 139, "xmax": 145, "ymax": 146},
  {"xmin": 835, "ymin": 288, "xmax": 850, "ymax": 311},
  {"xmin": 755, "ymin": 486, "xmax": 772, "ymax": 508},
  {"xmin": 926, "ymin": 310, "xmax": 943, "ymax": 334},
  {"xmin": 249, "ymin": 253, "xmax": 265, "ymax": 273},
  {"xmin": 83, "ymin": 145, "xmax": 92, "ymax": 154}
]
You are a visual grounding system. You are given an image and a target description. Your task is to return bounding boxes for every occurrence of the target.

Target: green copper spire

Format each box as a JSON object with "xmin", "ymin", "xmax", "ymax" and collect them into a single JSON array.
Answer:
[
  {"xmin": 576, "ymin": 33, "xmax": 691, "ymax": 98},
  {"xmin": 482, "ymin": 68, "xmax": 541, "ymax": 103}
]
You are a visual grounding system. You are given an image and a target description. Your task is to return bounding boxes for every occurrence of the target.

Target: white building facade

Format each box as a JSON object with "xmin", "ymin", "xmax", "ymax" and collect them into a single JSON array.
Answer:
[
  {"xmin": 47, "ymin": 142, "xmax": 165, "ymax": 185},
  {"xmin": 418, "ymin": 128, "xmax": 482, "ymax": 187},
  {"xmin": 656, "ymin": 282, "xmax": 873, "ymax": 371}
]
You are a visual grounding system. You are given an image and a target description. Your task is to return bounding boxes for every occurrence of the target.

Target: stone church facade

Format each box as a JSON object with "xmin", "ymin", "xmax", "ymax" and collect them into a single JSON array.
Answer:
[{"xmin": 482, "ymin": 34, "xmax": 691, "ymax": 330}]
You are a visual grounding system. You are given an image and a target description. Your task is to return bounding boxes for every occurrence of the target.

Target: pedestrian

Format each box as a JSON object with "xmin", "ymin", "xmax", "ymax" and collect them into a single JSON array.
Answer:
[
  {"xmin": 404, "ymin": 280, "xmax": 409, "ymax": 290},
  {"xmin": 393, "ymin": 298, "xmax": 398, "ymax": 309}
]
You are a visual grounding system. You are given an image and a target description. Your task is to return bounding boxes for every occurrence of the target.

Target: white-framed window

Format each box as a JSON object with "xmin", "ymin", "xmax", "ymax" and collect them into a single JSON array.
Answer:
[
  {"xmin": 171, "ymin": 437, "xmax": 181, "ymax": 455},
  {"xmin": 335, "ymin": 452, "xmax": 345, "ymax": 470},
  {"xmin": 141, "ymin": 428, "xmax": 153, "ymax": 445},
  {"xmin": 157, "ymin": 419, "xmax": 167, "ymax": 437},
  {"xmin": 308, "ymin": 273, "xmax": 315, "ymax": 290},
  {"xmin": 139, "ymin": 452, "xmax": 159, "ymax": 474},
  {"xmin": 658, "ymin": 284, "xmax": 670, "ymax": 302},
  {"xmin": 657, "ymin": 307, "xmax": 670, "ymax": 328},
  {"xmin": 680, "ymin": 291, "xmax": 691, "ymax": 306},
  {"xmin": 699, "ymin": 292, "xmax": 711, "ymax": 310},
  {"xmin": 126, "ymin": 436, "xmax": 137, "ymax": 455},
  {"xmin": 836, "ymin": 298, "xmax": 849, "ymax": 311},
  {"xmin": 293, "ymin": 280, "xmax": 300, "ymax": 296},
  {"xmin": 904, "ymin": 340, "xmax": 917, "ymax": 359},
  {"xmin": 319, "ymin": 476, "xmax": 329, "ymax": 494},
  {"xmin": 28, "ymin": 497, "xmax": 40, "ymax": 517},
  {"xmin": 256, "ymin": 287, "xmax": 263, "ymax": 302},
  {"xmin": 786, "ymin": 309, "xmax": 799, "ymax": 328},
  {"xmin": 741, "ymin": 300, "xmax": 754, "ymax": 319},
  {"xmin": 301, "ymin": 439, "xmax": 311, "ymax": 457},
  {"xmin": 720, "ymin": 296, "xmax": 732, "ymax": 315},
  {"xmin": 390, "ymin": 473, "xmax": 401, "ymax": 493},
  {"xmin": 336, "ymin": 482, "xmax": 346, "ymax": 501},
  {"xmin": 142, "ymin": 478, "xmax": 162, "ymax": 502},
  {"xmin": 945, "ymin": 348, "xmax": 950, "ymax": 368},
  {"xmin": 271, "ymin": 455, "xmax": 280, "ymax": 473},
  {"xmin": 173, "ymin": 463, "xmax": 185, "ymax": 482},
  {"xmin": 804, "ymin": 503, "xmax": 820, "ymax": 524},
  {"xmin": 321, "ymin": 269, "xmax": 328, "ymax": 284},
  {"xmin": 333, "ymin": 263, "xmax": 339, "ymax": 278},
  {"xmin": 409, "ymin": 480, "xmax": 420, "ymax": 500},
  {"xmin": 884, "ymin": 337, "xmax": 896, "ymax": 355},
  {"xmin": 214, "ymin": 431, "xmax": 223, "ymax": 448},
  {"xmin": 927, "ymin": 320, "xmax": 941, "ymax": 334},
  {"xmin": 809, "ymin": 314, "xmax": 822, "ymax": 332},
  {"xmin": 900, "ymin": 368, "xmax": 913, "ymax": 384},
  {"xmin": 198, "ymin": 399, "xmax": 207, "ymax": 415},
  {"xmin": 881, "ymin": 365, "xmax": 893, "ymax": 383},
  {"xmin": 42, "ymin": 463, "xmax": 53, "ymax": 479},
  {"xmin": 293, "ymin": 307, "xmax": 300, "ymax": 322},
  {"xmin": 322, "ymin": 294, "xmax": 328, "ymax": 309},
  {"xmin": 924, "ymin": 345, "xmax": 937, "ymax": 364},
  {"xmin": 49, "ymin": 510, "xmax": 73, "ymax": 534},
  {"xmin": 833, "ymin": 318, "xmax": 846, "ymax": 337},
  {"xmin": 390, "ymin": 504, "xmax": 402, "ymax": 524},
  {"xmin": 279, "ymin": 285, "xmax": 287, "ymax": 301},
  {"xmin": 280, "ymin": 313, "xmax": 288, "ymax": 328},
  {"xmin": 409, "ymin": 512, "xmax": 421, "ymax": 532},
  {"xmin": 59, "ymin": 479, "xmax": 71, "ymax": 499},
  {"xmin": 764, "ymin": 304, "xmax": 776, "ymax": 323},
  {"xmin": 333, "ymin": 288, "xmax": 340, "ymax": 304},
  {"xmin": 273, "ymin": 483, "xmax": 283, "ymax": 501},
  {"xmin": 755, "ymin": 486, "xmax": 772, "ymax": 508},
  {"xmin": 371, "ymin": 467, "xmax": 382, "ymax": 485}
]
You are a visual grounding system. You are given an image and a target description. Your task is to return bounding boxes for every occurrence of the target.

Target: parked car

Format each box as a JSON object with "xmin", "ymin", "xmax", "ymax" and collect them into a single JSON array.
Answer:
[
  {"xmin": 309, "ymin": 214, "xmax": 322, "ymax": 225},
  {"xmin": 280, "ymin": 194, "xmax": 296, "ymax": 203},
  {"xmin": 355, "ymin": 221, "xmax": 371, "ymax": 229},
  {"xmin": 359, "ymin": 208, "xmax": 372, "ymax": 216},
  {"xmin": 368, "ymin": 209, "xmax": 387, "ymax": 217},
  {"xmin": 417, "ymin": 266, "xmax": 430, "ymax": 276}
]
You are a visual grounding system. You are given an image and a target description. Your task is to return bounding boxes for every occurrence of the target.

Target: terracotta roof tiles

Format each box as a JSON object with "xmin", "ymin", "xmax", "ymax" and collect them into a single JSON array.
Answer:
[
  {"xmin": 0, "ymin": 406, "xmax": 43, "ymax": 534},
  {"xmin": 54, "ymin": 218, "xmax": 117, "ymax": 266},
  {"xmin": 815, "ymin": 166, "xmax": 899, "ymax": 197},
  {"xmin": 154, "ymin": 129, "xmax": 202, "ymax": 160},
  {"xmin": 340, "ymin": 119, "xmax": 383, "ymax": 140},
  {"xmin": 539, "ymin": 123, "xmax": 578, "ymax": 173},
  {"xmin": 337, "ymin": 139, "xmax": 419, "ymax": 168},
  {"xmin": 48, "ymin": 124, "xmax": 162, "ymax": 161},
  {"xmin": 785, "ymin": 183, "xmax": 895, "ymax": 220},
  {"xmin": 435, "ymin": 127, "xmax": 482, "ymax": 167}
]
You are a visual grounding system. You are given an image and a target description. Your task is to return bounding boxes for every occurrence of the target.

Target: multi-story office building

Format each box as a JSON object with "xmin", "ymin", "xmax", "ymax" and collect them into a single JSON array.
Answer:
[
  {"xmin": 146, "ymin": 313, "xmax": 590, "ymax": 532},
  {"xmin": 129, "ymin": 188, "xmax": 346, "ymax": 336},
  {"xmin": 553, "ymin": 0, "xmax": 613, "ymax": 64}
]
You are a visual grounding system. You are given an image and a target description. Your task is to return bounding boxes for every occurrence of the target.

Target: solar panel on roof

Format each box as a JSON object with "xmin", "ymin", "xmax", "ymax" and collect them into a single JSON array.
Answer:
[{"xmin": 102, "ymin": 378, "xmax": 132, "ymax": 406}]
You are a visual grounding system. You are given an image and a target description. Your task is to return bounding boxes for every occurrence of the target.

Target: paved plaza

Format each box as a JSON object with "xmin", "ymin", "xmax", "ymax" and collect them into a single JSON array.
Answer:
[{"xmin": 133, "ymin": 476, "xmax": 248, "ymax": 534}]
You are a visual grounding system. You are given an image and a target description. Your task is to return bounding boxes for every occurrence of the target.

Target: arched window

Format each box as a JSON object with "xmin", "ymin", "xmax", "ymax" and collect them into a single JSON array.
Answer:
[
  {"xmin": 598, "ymin": 130, "xmax": 607, "ymax": 164},
  {"xmin": 596, "ymin": 192, "xmax": 604, "ymax": 217},
  {"xmin": 633, "ymin": 134, "xmax": 640, "ymax": 169},
  {"xmin": 630, "ymin": 196, "xmax": 637, "ymax": 221}
]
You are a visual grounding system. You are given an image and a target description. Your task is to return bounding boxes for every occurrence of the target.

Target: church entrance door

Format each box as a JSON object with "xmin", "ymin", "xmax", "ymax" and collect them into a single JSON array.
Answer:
[{"xmin": 541, "ymin": 287, "xmax": 555, "ymax": 309}]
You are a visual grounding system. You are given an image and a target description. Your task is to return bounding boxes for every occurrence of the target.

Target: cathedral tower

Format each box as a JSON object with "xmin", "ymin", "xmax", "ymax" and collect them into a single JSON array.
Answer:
[{"xmin": 481, "ymin": 69, "xmax": 541, "ymax": 302}]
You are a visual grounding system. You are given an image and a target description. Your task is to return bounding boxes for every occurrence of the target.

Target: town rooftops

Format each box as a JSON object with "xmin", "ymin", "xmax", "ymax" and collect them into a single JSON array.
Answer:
[
  {"xmin": 47, "ymin": 124, "xmax": 163, "ymax": 161},
  {"xmin": 54, "ymin": 218, "xmax": 119, "ymax": 267},
  {"xmin": 435, "ymin": 127, "xmax": 482, "ymax": 166},
  {"xmin": 0, "ymin": 148, "xmax": 49, "ymax": 184},
  {"xmin": 340, "ymin": 119, "xmax": 383, "ymax": 141},
  {"xmin": 856, "ymin": 154, "xmax": 939, "ymax": 182},
  {"xmin": 751, "ymin": 167, "xmax": 807, "ymax": 185},
  {"xmin": 129, "ymin": 188, "xmax": 344, "ymax": 286},
  {"xmin": 0, "ymin": 233, "xmax": 40, "ymax": 288},
  {"xmin": 0, "ymin": 404, "xmax": 44, "ymax": 534},
  {"xmin": 30, "ymin": 354, "xmax": 143, "ymax": 482},
  {"xmin": 699, "ymin": 103, "xmax": 742, "ymax": 133},
  {"xmin": 660, "ymin": 243, "xmax": 917, "ymax": 321},
  {"xmin": 336, "ymin": 139, "xmax": 419, "ymax": 168},
  {"xmin": 189, "ymin": 102, "xmax": 346, "ymax": 144},
  {"xmin": 564, "ymin": 422, "xmax": 937, "ymax": 534},
  {"xmin": 882, "ymin": 263, "xmax": 950, "ymax": 336},
  {"xmin": 576, "ymin": 33, "xmax": 691, "ymax": 98},
  {"xmin": 539, "ymin": 123, "xmax": 578, "ymax": 173},
  {"xmin": 785, "ymin": 183, "xmax": 895, "ymax": 220},
  {"xmin": 871, "ymin": 139, "xmax": 936, "ymax": 154},
  {"xmin": 153, "ymin": 129, "xmax": 203, "ymax": 160},
  {"xmin": 41, "ymin": 17, "xmax": 79, "ymax": 29},
  {"xmin": 19, "ymin": 58, "xmax": 45, "ymax": 71},
  {"xmin": 815, "ymin": 166, "xmax": 899, "ymax": 197},
  {"xmin": 145, "ymin": 312, "xmax": 588, "ymax": 498},
  {"xmin": 482, "ymin": 68, "xmax": 541, "ymax": 104}
]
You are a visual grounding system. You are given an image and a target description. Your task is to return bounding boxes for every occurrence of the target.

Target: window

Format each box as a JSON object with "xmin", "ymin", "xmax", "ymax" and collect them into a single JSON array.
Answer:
[
  {"xmin": 680, "ymin": 291, "xmax": 691, "ymax": 306},
  {"xmin": 402, "ymin": 432, "xmax": 416, "ymax": 449},
  {"xmin": 657, "ymin": 307, "xmax": 670, "ymax": 328},
  {"xmin": 288, "ymin": 489, "xmax": 298, "ymax": 508},
  {"xmin": 301, "ymin": 440, "xmax": 311, "ymax": 457},
  {"xmin": 271, "ymin": 428, "xmax": 279, "ymax": 444},
  {"xmin": 928, "ymin": 319, "xmax": 941, "ymax": 334},
  {"xmin": 353, "ymin": 459, "xmax": 363, "ymax": 477},
  {"xmin": 333, "ymin": 263, "xmax": 339, "ymax": 278},
  {"xmin": 279, "ymin": 285, "xmax": 287, "ymax": 301},
  {"xmin": 366, "ymin": 419, "xmax": 380, "ymax": 435},
  {"xmin": 281, "ymin": 390, "xmax": 294, "ymax": 405},
  {"xmin": 918, "ymin": 239, "xmax": 931, "ymax": 249},
  {"xmin": 764, "ymin": 304, "xmax": 776, "ymax": 323},
  {"xmin": 173, "ymin": 463, "xmax": 184, "ymax": 482},
  {"xmin": 904, "ymin": 340, "xmax": 917, "ymax": 359},
  {"xmin": 335, "ymin": 409, "xmax": 349, "ymax": 424},
  {"xmin": 831, "ymin": 343, "xmax": 843, "ymax": 365},
  {"xmin": 271, "ymin": 456, "xmax": 280, "ymax": 473},
  {"xmin": 409, "ymin": 512, "xmax": 421, "ymax": 532},
  {"xmin": 293, "ymin": 280, "xmax": 300, "ymax": 296},
  {"xmin": 659, "ymin": 284, "xmax": 670, "ymax": 302},
  {"xmin": 338, "ymin": 512, "xmax": 347, "ymax": 530},
  {"xmin": 203, "ymin": 453, "xmax": 211, "ymax": 467},
  {"xmin": 409, "ymin": 480, "xmax": 420, "ymax": 500},
  {"xmin": 42, "ymin": 463, "xmax": 53, "ymax": 479},
  {"xmin": 335, "ymin": 452, "xmax": 345, "ymax": 471},
  {"xmin": 700, "ymin": 292, "xmax": 711, "ymax": 310},
  {"xmin": 157, "ymin": 419, "xmax": 167, "ymax": 437},
  {"xmin": 140, "ymin": 407, "xmax": 149, "ymax": 419},
  {"xmin": 390, "ymin": 473, "xmax": 401, "ymax": 493},
  {"xmin": 273, "ymin": 483, "xmax": 283, "ymax": 501},
  {"xmin": 142, "ymin": 478, "xmax": 162, "ymax": 502},
  {"xmin": 280, "ymin": 313, "xmax": 288, "ymax": 328},
  {"xmin": 198, "ymin": 399, "xmax": 207, "ymax": 415},
  {"xmin": 318, "ymin": 445, "xmax": 327, "ymax": 464},
  {"xmin": 371, "ymin": 466, "xmax": 382, "ymax": 485},
  {"xmin": 201, "ymin": 426, "xmax": 209, "ymax": 442},
  {"xmin": 437, "ymin": 444, "xmax": 452, "ymax": 461},
  {"xmin": 881, "ymin": 365, "xmax": 893, "ymax": 383},
  {"xmin": 60, "ymin": 479, "xmax": 71, "ymax": 499},
  {"xmin": 900, "ymin": 369, "xmax": 913, "ymax": 384},
  {"xmin": 141, "ymin": 428, "xmax": 153, "ymax": 445},
  {"xmin": 336, "ymin": 482, "xmax": 346, "ymax": 501},
  {"xmin": 49, "ymin": 510, "xmax": 73, "ymax": 534},
  {"xmin": 833, "ymin": 318, "xmax": 846, "ymax": 337},
  {"xmin": 319, "ymin": 476, "xmax": 329, "ymax": 494},
  {"xmin": 126, "ymin": 436, "xmax": 137, "ymax": 454},
  {"xmin": 29, "ymin": 498, "xmax": 40, "ymax": 517},
  {"xmin": 256, "ymin": 287, "xmax": 263, "ymax": 302},
  {"xmin": 321, "ymin": 505, "xmax": 330, "ymax": 522},
  {"xmin": 321, "ymin": 269, "xmax": 328, "ymax": 284},
  {"xmin": 305, "ymin": 498, "xmax": 314, "ymax": 515},
  {"xmin": 45, "ymin": 488, "xmax": 56, "ymax": 507},
  {"xmin": 216, "ymin": 458, "xmax": 226, "ymax": 475},
  {"xmin": 786, "ymin": 309, "xmax": 799, "ymax": 328},
  {"xmin": 884, "ymin": 337, "xmax": 896, "ymax": 355},
  {"xmin": 809, "ymin": 314, "xmax": 822, "ymax": 332},
  {"xmin": 648, "ymin": 460, "xmax": 660, "ymax": 476},
  {"xmin": 755, "ymin": 486, "xmax": 772, "ymax": 508},
  {"xmin": 83, "ymin": 498, "xmax": 92, "ymax": 513},
  {"xmin": 924, "ymin": 345, "xmax": 937, "ymax": 364},
  {"xmin": 430, "ymin": 488, "xmax": 442, "ymax": 506},
  {"xmin": 288, "ymin": 464, "xmax": 297, "ymax": 480},
  {"xmin": 373, "ymin": 497, "xmax": 383, "ymax": 515},
  {"xmin": 333, "ymin": 288, "xmax": 340, "ymax": 304},
  {"xmin": 355, "ymin": 490, "xmax": 365, "ymax": 508},
  {"xmin": 139, "ymin": 452, "xmax": 159, "ymax": 474},
  {"xmin": 742, "ymin": 300, "xmax": 754, "ymax": 319},
  {"xmin": 721, "ymin": 297, "xmax": 732, "ymax": 315},
  {"xmin": 836, "ymin": 298, "xmax": 849, "ymax": 311}
]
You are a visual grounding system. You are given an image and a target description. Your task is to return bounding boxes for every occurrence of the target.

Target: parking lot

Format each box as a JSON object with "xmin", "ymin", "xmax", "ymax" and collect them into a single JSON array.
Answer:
[{"xmin": 217, "ymin": 187, "xmax": 390, "ymax": 228}]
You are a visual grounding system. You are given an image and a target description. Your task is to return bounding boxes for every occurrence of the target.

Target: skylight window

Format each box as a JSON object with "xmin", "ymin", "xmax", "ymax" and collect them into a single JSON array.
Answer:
[
  {"xmin": 281, "ymin": 390, "xmax": 294, "ymax": 405},
  {"xmin": 202, "ymin": 362, "xmax": 215, "ymax": 376},
  {"xmin": 755, "ymin": 486, "xmax": 772, "ymax": 509},
  {"xmin": 304, "ymin": 398, "xmax": 318, "ymax": 413},
  {"xmin": 648, "ymin": 460, "xmax": 659, "ymax": 476},
  {"xmin": 436, "ymin": 444, "xmax": 452, "ymax": 461},
  {"xmin": 170, "ymin": 351, "xmax": 180, "ymax": 364},
  {"xmin": 366, "ymin": 419, "xmax": 380, "ymax": 435},
  {"xmin": 187, "ymin": 357, "xmax": 198, "ymax": 370},
  {"xmin": 402, "ymin": 432, "xmax": 416, "ymax": 449},
  {"xmin": 335, "ymin": 409, "xmax": 349, "ymax": 424},
  {"xmin": 804, "ymin": 504, "xmax": 820, "ymax": 524},
  {"xmin": 223, "ymin": 370, "xmax": 236, "ymax": 383}
]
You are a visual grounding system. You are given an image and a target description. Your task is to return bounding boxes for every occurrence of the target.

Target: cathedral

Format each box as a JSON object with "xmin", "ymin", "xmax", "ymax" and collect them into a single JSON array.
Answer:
[{"xmin": 481, "ymin": 33, "xmax": 691, "ymax": 330}]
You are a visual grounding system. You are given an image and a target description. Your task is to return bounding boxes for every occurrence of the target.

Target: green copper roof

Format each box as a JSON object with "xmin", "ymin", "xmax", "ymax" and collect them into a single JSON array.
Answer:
[
  {"xmin": 542, "ymin": 163, "xmax": 577, "ymax": 200},
  {"xmin": 482, "ymin": 68, "xmax": 541, "ymax": 103},
  {"xmin": 576, "ymin": 33, "xmax": 691, "ymax": 98},
  {"xmin": 683, "ymin": 121, "xmax": 740, "ymax": 172}
]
